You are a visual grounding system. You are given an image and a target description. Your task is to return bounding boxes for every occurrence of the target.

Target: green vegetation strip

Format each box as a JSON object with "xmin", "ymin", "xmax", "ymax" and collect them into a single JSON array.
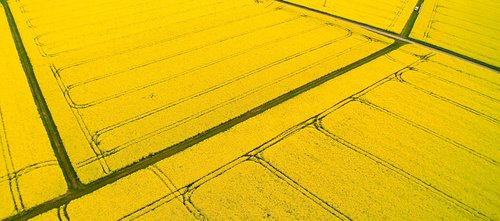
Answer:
[
  {"xmin": 400, "ymin": 0, "xmax": 425, "ymax": 38},
  {"xmin": 0, "ymin": 0, "xmax": 83, "ymax": 191}
]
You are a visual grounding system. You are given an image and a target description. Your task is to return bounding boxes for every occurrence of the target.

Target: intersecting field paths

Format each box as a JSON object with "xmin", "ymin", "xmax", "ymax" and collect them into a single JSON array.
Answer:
[{"xmin": 0, "ymin": 0, "xmax": 499, "ymax": 220}]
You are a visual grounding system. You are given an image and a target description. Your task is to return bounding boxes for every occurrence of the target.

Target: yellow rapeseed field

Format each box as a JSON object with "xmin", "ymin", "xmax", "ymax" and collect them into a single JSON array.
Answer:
[
  {"xmin": 22, "ymin": 44, "xmax": 500, "ymax": 220},
  {"xmin": 0, "ymin": 0, "xmax": 498, "ymax": 219},
  {"xmin": 9, "ymin": 0, "xmax": 393, "ymax": 183},
  {"xmin": 411, "ymin": 0, "xmax": 500, "ymax": 67}
]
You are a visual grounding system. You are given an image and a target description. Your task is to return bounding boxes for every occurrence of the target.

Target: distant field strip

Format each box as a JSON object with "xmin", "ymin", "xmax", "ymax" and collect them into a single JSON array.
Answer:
[
  {"xmin": 280, "ymin": 0, "xmax": 419, "ymax": 33},
  {"xmin": 12, "ymin": 0, "xmax": 392, "ymax": 182},
  {"xmin": 410, "ymin": 0, "xmax": 500, "ymax": 67}
]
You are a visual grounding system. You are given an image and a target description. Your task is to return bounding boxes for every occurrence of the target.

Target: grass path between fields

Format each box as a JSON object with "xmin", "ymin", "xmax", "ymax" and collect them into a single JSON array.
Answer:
[
  {"xmin": 0, "ymin": 0, "xmax": 83, "ymax": 192},
  {"xmin": 0, "ymin": 0, "xmax": 496, "ymax": 219}
]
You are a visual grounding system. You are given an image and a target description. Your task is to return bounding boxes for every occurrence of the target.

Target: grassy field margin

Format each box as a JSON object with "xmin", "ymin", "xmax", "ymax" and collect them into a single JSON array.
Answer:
[{"xmin": 0, "ymin": 0, "xmax": 83, "ymax": 191}]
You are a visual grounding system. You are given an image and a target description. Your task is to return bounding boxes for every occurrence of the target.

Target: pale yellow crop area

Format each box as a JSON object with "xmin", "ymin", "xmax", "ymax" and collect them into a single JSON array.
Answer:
[
  {"xmin": 27, "ymin": 43, "xmax": 500, "ymax": 220},
  {"xmin": 314, "ymin": 52, "xmax": 500, "ymax": 219},
  {"xmin": 10, "ymin": 0, "xmax": 393, "ymax": 183},
  {"xmin": 1, "ymin": 0, "xmax": 499, "ymax": 219},
  {"xmin": 27, "ymin": 169, "xmax": 194, "ymax": 221},
  {"xmin": 283, "ymin": 0, "xmax": 418, "ymax": 33},
  {"xmin": 410, "ymin": 0, "xmax": 500, "ymax": 67},
  {"xmin": 0, "ymin": 5, "xmax": 66, "ymax": 220}
]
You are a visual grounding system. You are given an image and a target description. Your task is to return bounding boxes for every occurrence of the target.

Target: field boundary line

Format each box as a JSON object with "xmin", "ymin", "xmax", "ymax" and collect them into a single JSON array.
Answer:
[{"xmin": 0, "ymin": 0, "xmax": 83, "ymax": 191}]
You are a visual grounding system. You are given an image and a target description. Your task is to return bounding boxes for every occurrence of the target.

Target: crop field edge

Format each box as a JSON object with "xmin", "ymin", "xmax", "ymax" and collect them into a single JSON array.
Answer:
[{"xmin": 0, "ymin": 0, "xmax": 83, "ymax": 191}]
